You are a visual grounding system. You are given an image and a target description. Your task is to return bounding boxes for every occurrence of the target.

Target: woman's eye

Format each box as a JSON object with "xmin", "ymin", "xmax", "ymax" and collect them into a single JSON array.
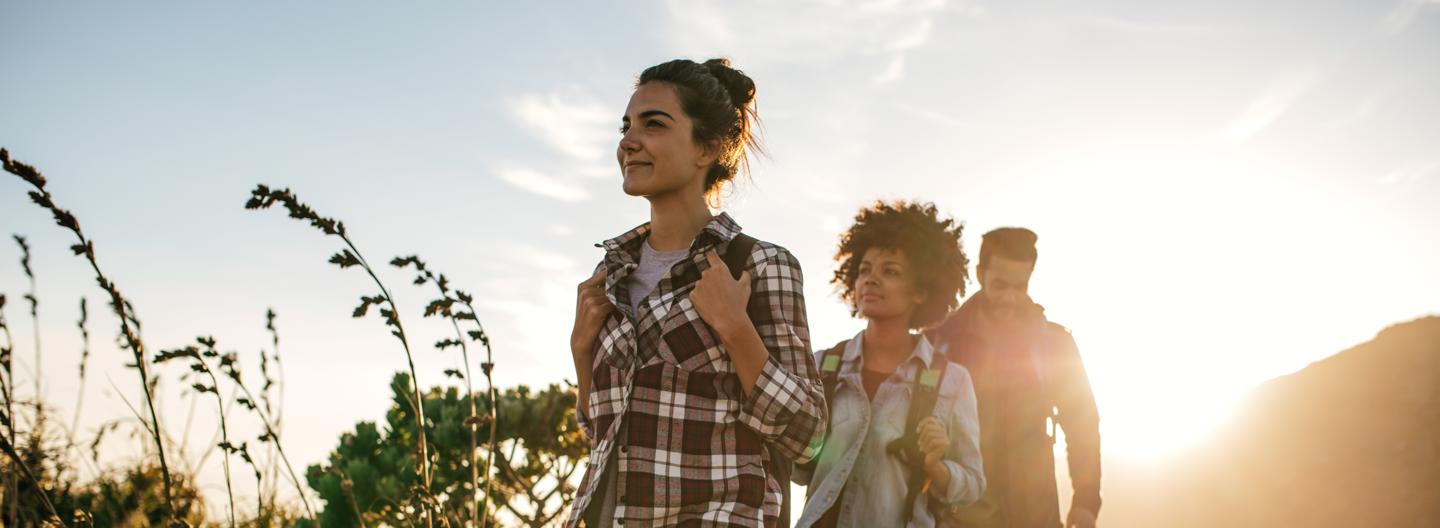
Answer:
[
  {"xmin": 619, "ymin": 124, "xmax": 630, "ymax": 134},
  {"xmin": 647, "ymin": 120, "xmax": 665, "ymax": 128}
]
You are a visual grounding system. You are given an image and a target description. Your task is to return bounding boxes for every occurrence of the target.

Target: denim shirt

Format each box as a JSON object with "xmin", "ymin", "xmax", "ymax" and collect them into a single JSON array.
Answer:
[{"xmin": 794, "ymin": 330, "xmax": 985, "ymax": 528}]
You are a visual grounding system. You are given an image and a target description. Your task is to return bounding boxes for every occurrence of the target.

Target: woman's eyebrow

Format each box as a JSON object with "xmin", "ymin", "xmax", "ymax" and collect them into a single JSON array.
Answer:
[{"xmin": 637, "ymin": 109, "xmax": 675, "ymax": 120}]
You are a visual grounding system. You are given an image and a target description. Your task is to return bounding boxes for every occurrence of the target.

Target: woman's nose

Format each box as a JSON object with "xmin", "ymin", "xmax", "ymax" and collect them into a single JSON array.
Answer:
[{"xmin": 619, "ymin": 131, "xmax": 640, "ymax": 152}]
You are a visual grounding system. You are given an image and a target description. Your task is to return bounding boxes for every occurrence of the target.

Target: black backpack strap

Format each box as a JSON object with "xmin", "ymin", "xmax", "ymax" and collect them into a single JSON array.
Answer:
[
  {"xmin": 817, "ymin": 341, "xmax": 846, "ymax": 419},
  {"xmin": 794, "ymin": 341, "xmax": 847, "ymax": 477},
  {"xmin": 887, "ymin": 352, "xmax": 950, "ymax": 524},
  {"xmin": 726, "ymin": 232, "xmax": 788, "ymax": 520},
  {"xmin": 723, "ymin": 233, "xmax": 756, "ymax": 281}
]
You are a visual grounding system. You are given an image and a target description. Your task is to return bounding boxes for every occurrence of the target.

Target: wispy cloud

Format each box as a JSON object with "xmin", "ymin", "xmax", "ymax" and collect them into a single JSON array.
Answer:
[
  {"xmin": 494, "ymin": 87, "xmax": 619, "ymax": 201},
  {"xmin": 1222, "ymin": 71, "xmax": 1319, "ymax": 142},
  {"xmin": 507, "ymin": 88, "xmax": 615, "ymax": 168},
  {"xmin": 495, "ymin": 166, "xmax": 591, "ymax": 202},
  {"xmin": 893, "ymin": 101, "xmax": 980, "ymax": 129},
  {"xmin": 873, "ymin": 54, "xmax": 906, "ymax": 84},
  {"xmin": 1379, "ymin": 160, "xmax": 1440, "ymax": 186},
  {"xmin": 1076, "ymin": 14, "xmax": 1215, "ymax": 36},
  {"xmin": 500, "ymin": 243, "xmax": 579, "ymax": 273},
  {"xmin": 883, "ymin": 17, "xmax": 935, "ymax": 52},
  {"xmin": 1326, "ymin": 88, "xmax": 1389, "ymax": 131},
  {"xmin": 1381, "ymin": 0, "xmax": 1440, "ymax": 34},
  {"xmin": 659, "ymin": 0, "xmax": 963, "ymax": 83}
]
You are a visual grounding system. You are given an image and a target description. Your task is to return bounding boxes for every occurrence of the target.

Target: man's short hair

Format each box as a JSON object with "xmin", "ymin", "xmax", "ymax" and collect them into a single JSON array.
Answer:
[{"xmin": 978, "ymin": 227, "xmax": 1038, "ymax": 269}]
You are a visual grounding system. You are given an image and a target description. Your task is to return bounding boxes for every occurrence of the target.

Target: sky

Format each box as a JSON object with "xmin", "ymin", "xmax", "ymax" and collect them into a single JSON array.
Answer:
[{"xmin": 3, "ymin": 0, "xmax": 1438, "ymax": 520}]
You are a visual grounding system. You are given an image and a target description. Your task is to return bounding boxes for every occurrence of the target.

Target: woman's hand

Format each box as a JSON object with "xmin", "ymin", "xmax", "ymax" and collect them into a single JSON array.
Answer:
[
  {"xmin": 571, "ymin": 267, "xmax": 614, "ymax": 358},
  {"xmin": 918, "ymin": 416, "xmax": 950, "ymax": 466},
  {"xmin": 918, "ymin": 416, "xmax": 953, "ymax": 490},
  {"xmin": 689, "ymin": 249, "xmax": 752, "ymax": 335},
  {"xmin": 571, "ymin": 267, "xmax": 613, "ymax": 424}
]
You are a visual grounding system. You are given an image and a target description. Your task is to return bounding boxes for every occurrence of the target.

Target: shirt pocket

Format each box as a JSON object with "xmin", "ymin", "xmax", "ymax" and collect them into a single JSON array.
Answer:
[
  {"xmin": 870, "ymin": 386, "xmax": 911, "ymax": 440},
  {"xmin": 829, "ymin": 386, "xmax": 866, "ymax": 428}
]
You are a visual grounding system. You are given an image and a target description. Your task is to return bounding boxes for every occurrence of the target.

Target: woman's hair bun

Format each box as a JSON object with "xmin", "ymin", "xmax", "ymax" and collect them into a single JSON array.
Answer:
[{"xmin": 702, "ymin": 58, "xmax": 756, "ymax": 109}]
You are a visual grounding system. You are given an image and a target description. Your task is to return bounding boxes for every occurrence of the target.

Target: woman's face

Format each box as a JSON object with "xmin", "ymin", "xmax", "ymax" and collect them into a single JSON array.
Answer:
[
  {"xmin": 617, "ymin": 82, "xmax": 715, "ymax": 199},
  {"xmin": 854, "ymin": 247, "xmax": 927, "ymax": 324}
]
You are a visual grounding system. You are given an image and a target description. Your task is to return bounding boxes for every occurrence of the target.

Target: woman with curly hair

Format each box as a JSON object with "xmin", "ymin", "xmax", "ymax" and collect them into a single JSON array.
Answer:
[
  {"xmin": 566, "ymin": 58, "xmax": 827, "ymax": 527},
  {"xmin": 794, "ymin": 201, "xmax": 985, "ymax": 528}
]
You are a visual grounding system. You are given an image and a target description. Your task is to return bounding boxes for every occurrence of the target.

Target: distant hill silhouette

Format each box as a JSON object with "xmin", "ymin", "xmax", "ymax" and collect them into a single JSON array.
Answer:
[{"xmin": 1103, "ymin": 316, "xmax": 1440, "ymax": 527}]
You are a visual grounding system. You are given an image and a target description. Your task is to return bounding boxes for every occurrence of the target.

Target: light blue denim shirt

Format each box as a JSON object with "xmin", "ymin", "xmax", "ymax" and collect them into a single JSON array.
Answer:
[{"xmin": 794, "ymin": 330, "xmax": 985, "ymax": 527}]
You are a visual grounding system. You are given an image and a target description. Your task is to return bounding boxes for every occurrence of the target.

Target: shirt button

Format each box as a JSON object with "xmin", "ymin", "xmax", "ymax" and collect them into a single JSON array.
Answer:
[{"xmin": 620, "ymin": 445, "xmax": 628, "ymax": 454}]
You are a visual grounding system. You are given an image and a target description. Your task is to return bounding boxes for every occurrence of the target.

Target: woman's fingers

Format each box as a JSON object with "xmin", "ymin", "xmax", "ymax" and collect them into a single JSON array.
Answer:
[
  {"xmin": 574, "ymin": 267, "xmax": 613, "ymax": 340},
  {"xmin": 572, "ymin": 269, "xmax": 612, "ymax": 355},
  {"xmin": 581, "ymin": 291, "xmax": 613, "ymax": 317},
  {"xmin": 578, "ymin": 268, "xmax": 606, "ymax": 297},
  {"xmin": 690, "ymin": 248, "xmax": 752, "ymax": 332},
  {"xmin": 916, "ymin": 417, "xmax": 943, "ymax": 436},
  {"xmin": 924, "ymin": 432, "xmax": 947, "ymax": 451},
  {"xmin": 915, "ymin": 417, "xmax": 948, "ymax": 461},
  {"xmin": 577, "ymin": 269, "xmax": 607, "ymax": 312},
  {"xmin": 704, "ymin": 249, "xmax": 728, "ymax": 276}
]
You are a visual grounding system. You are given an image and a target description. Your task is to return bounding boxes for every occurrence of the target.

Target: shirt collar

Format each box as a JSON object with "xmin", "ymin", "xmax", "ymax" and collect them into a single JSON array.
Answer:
[
  {"xmin": 596, "ymin": 211, "xmax": 743, "ymax": 255},
  {"xmin": 840, "ymin": 328, "xmax": 940, "ymax": 376}
]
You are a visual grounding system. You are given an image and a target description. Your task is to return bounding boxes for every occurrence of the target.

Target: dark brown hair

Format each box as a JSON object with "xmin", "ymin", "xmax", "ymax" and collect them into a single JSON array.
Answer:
[
  {"xmin": 637, "ymin": 58, "xmax": 763, "ymax": 200},
  {"xmin": 833, "ymin": 200, "xmax": 969, "ymax": 330},
  {"xmin": 978, "ymin": 227, "xmax": 1038, "ymax": 269}
]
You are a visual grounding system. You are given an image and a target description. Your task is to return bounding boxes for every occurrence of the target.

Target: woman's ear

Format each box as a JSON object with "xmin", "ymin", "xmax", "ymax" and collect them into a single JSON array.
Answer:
[
  {"xmin": 695, "ymin": 140, "xmax": 722, "ymax": 170},
  {"xmin": 912, "ymin": 287, "xmax": 929, "ymax": 307}
]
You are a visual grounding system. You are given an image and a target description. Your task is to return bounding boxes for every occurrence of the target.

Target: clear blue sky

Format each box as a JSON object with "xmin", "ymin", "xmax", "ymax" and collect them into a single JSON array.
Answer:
[{"xmin": 3, "ymin": 0, "xmax": 1438, "ymax": 518}]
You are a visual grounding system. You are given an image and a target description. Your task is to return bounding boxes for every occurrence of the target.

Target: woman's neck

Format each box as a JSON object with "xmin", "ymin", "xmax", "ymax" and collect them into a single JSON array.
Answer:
[
  {"xmin": 862, "ymin": 317, "xmax": 915, "ymax": 372},
  {"xmin": 646, "ymin": 188, "xmax": 713, "ymax": 252}
]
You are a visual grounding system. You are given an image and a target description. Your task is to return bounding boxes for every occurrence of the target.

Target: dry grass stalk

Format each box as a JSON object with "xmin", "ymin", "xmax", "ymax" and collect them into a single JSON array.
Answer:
[
  {"xmin": 259, "ymin": 308, "xmax": 286, "ymax": 516},
  {"xmin": 13, "ymin": 235, "xmax": 42, "ymax": 426},
  {"xmin": 155, "ymin": 337, "xmax": 238, "ymax": 528},
  {"xmin": 2, "ymin": 148, "xmax": 180, "ymax": 523},
  {"xmin": 393, "ymin": 255, "xmax": 500, "ymax": 526},
  {"xmin": 245, "ymin": 184, "xmax": 435, "ymax": 525},
  {"xmin": 215, "ymin": 333, "xmax": 316, "ymax": 522}
]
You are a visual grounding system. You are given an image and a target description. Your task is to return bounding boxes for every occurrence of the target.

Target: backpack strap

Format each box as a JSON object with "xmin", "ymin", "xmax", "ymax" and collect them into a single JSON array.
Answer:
[
  {"xmin": 795, "ymin": 341, "xmax": 848, "ymax": 477},
  {"xmin": 887, "ymin": 342, "xmax": 951, "ymax": 524},
  {"xmin": 723, "ymin": 232, "xmax": 794, "ymax": 520},
  {"xmin": 722, "ymin": 233, "xmax": 756, "ymax": 281},
  {"xmin": 818, "ymin": 340, "xmax": 846, "ymax": 405}
]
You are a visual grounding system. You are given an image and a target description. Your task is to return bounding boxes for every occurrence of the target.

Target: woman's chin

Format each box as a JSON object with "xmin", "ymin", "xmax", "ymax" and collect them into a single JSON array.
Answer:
[
  {"xmin": 621, "ymin": 180, "xmax": 648, "ymax": 197},
  {"xmin": 620, "ymin": 173, "xmax": 638, "ymax": 193},
  {"xmin": 622, "ymin": 175, "xmax": 674, "ymax": 198},
  {"xmin": 859, "ymin": 306, "xmax": 905, "ymax": 323}
]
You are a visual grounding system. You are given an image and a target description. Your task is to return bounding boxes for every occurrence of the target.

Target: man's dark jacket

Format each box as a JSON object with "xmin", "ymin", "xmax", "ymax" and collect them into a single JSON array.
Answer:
[{"xmin": 926, "ymin": 292, "xmax": 1101, "ymax": 528}]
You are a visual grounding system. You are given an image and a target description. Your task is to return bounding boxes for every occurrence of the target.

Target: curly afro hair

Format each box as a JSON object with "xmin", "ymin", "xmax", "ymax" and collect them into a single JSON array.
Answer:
[{"xmin": 832, "ymin": 200, "xmax": 969, "ymax": 330}]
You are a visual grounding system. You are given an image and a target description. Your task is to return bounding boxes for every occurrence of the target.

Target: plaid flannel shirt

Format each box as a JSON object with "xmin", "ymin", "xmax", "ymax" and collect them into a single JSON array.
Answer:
[{"xmin": 568, "ymin": 213, "xmax": 827, "ymax": 527}]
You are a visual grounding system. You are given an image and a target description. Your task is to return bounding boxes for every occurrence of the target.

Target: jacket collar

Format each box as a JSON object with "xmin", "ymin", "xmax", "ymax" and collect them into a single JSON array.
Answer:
[
  {"xmin": 840, "ymin": 328, "xmax": 940, "ymax": 377},
  {"xmin": 945, "ymin": 290, "xmax": 1048, "ymax": 337}
]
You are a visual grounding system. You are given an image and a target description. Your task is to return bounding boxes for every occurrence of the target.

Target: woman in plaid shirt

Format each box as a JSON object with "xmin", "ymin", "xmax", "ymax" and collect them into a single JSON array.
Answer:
[{"xmin": 567, "ymin": 58, "xmax": 828, "ymax": 527}]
